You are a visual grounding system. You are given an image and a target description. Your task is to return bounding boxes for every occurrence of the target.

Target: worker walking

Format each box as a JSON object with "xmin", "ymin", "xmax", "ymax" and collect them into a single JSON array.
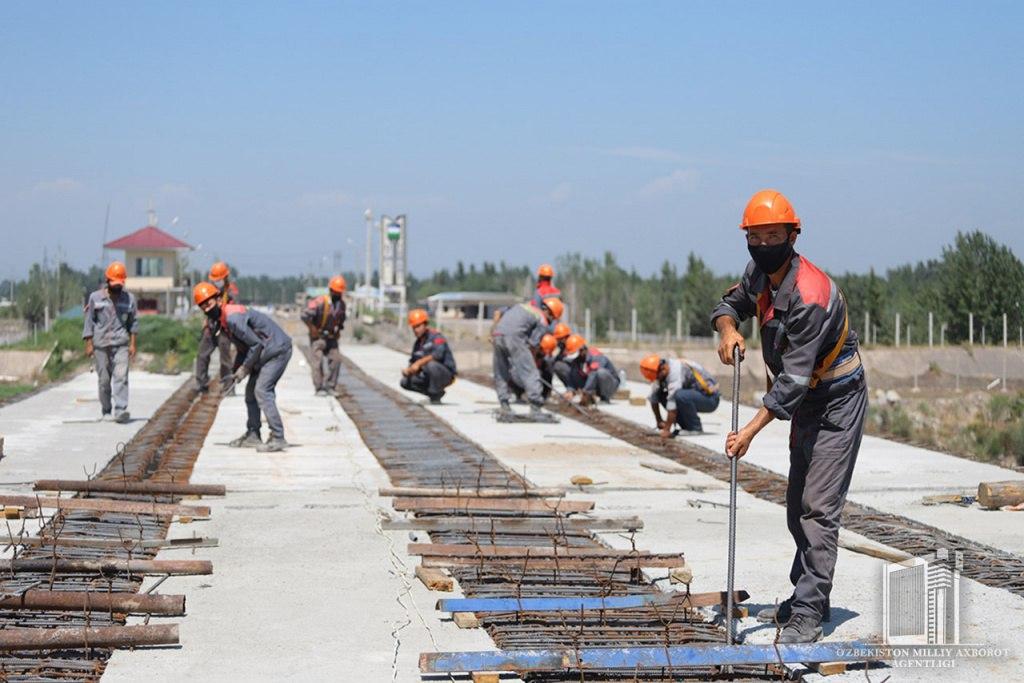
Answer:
[
  {"xmin": 82, "ymin": 262, "xmax": 138, "ymax": 423},
  {"xmin": 302, "ymin": 276, "xmax": 347, "ymax": 395},
  {"xmin": 400, "ymin": 309, "xmax": 457, "ymax": 404},
  {"xmin": 194, "ymin": 282, "xmax": 294, "ymax": 452},
  {"xmin": 711, "ymin": 189, "xmax": 866, "ymax": 644},
  {"xmin": 532, "ymin": 264, "xmax": 561, "ymax": 308},
  {"xmin": 640, "ymin": 354, "xmax": 720, "ymax": 437},
  {"xmin": 561, "ymin": 334, "xmax": 620, "ymax": 404},
  {"xmin": 492, "ymin": 298, "xmax": 563, "ymax": 417},
  {"xmin": 194, "ymin": 261, "xmax": 237, "ymax": 394}
]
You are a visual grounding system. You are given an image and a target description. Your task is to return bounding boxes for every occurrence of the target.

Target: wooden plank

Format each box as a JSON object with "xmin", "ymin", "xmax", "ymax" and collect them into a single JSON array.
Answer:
[
  {"xmin": 382, "ymin": 516, "xmax": 642, "ymax": 532},
  {"xmin": 978, "ymin": 480, "xmax": 1024, "ymax": 509},
  {"xmin": 813, "ymin": 662, "xmax": 849, "ymax": 676},
  {"xmin": 0, "ymin": 494, "xmax": 210, "ymax": 518},
  {"xmin": 392, "ymin": 497, "xmax": 592, "ymax": 514},
  {"xmin": 472, "ymin": 673, "xmax": 500, "ymax": 683},
  {"xmin": 409, "ymin": 543, "xmax": 661, "ymax": 559},
  {"xmin": 452, "ymin": 612, "xmax": 481, "ymax": 629},
  {"xmin": 415, "ymin": 566, "xmax": 454, "ymax": 592},
  {"xmin": 380, "ymin": 486, "xmax": 564, "ymax": 499},
  {"xmin": 422, "ymin": 555, "xmax": 684, "ymax": 570}
]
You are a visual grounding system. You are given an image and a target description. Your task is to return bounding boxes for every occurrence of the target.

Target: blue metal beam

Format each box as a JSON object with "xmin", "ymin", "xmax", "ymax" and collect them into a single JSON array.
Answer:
[{"xmin": 419, "ymin": 641, "xmax": 889, "ymax": 673}]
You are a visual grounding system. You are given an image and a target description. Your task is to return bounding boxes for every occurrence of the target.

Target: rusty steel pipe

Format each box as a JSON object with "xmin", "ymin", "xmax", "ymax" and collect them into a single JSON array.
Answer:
[
  {"xmin": 0, "ymin": 590, "xmax": 185, "ymax": 615},
  {"xmin": 34, "ymin": 479, "xmax": 226, "ymax": 497},
  {"xmin": 0, "ymin": 558, "xmax": 212, "ymax": 575},
  {"xmin": 0, "ymin": 494, "xmax": 210, "ymax": 518},
  {"xmin": 0, "ymin": 624, "xmax": 179, "ymax": 651}
]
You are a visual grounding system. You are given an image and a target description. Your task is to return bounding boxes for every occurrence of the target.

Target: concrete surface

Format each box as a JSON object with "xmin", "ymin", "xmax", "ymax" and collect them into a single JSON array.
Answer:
[
  {"xmin": 104, "ymin": 345, "xmax": 495, "ymax": 682},
  {"xmin": 342, "ymin": 344, "xmax": 1024, "ymax": 682}
]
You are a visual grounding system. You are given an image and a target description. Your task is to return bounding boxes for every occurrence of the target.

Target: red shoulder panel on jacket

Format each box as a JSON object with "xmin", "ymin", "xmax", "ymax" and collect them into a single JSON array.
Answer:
[{"xmin": 795, "ymin": 256, "xmax": 831, "ymax": 308}]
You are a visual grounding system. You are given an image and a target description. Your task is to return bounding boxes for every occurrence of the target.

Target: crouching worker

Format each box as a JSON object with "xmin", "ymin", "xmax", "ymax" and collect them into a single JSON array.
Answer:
[
  {"xmin": 640, "ymin": 354, "xmax": 720, "ymax": 437},
  {"xmin": 562, "ymin": 335, "xmax": 620, "ymax": 405},
  {"xmin": 401, "ymin": 309, "xmax": 456, "ymax": 404},
  {"xmin": 193, "ymin": 282, "xmax": 293, "ymax": 452}
]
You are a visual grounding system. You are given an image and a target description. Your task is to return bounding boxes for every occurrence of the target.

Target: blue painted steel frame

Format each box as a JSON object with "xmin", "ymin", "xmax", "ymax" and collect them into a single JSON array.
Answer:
[
  {"xmin": 437, "ymin": 594, "xmax": 681, "ymax": 612},
  {"xmin": 420, "ymin": 641, "xmax": 889, "ymax": 673}
]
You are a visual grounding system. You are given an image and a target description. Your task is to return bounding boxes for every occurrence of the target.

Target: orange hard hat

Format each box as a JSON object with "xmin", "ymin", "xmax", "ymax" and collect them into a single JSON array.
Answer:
[
  {"xmin": 407, "ymin": 308, "xmax": 429, "ymax": 327},
  {"xmin": 563, "ymin": 334, "xmax": 586, "ymax": 356},
  {"xmin": 539, "ymin": 334, "xmax": 557, "ymax": 355},
  {"xmin": 640, "ymin": 354, "xmax": 662, "ymax": 382},
  {"xmin": 542, "ymin": 298, "xmax": 564, "ymax": 320},
  {"xmin": 329, "ymin": 275, "xmax": 347, "ymax": 293},
  {"xmin": 193, "ymin": 282, "xmax": 219, "ymax": 305},
  {"xmin": 741, "ymin": 189, "xmax": 801, "ymax": 230},
  {"xmin": 537, "ymin": 263, "xmax": 554, "ymax": 279},
  {"xmin": 552, "ymin": 322, "xmax": 571, "ymax": 340},
  {"xmin": 209, "ymin": 261, "xmax": 230, "ymax": 280},
  {"xmin": 105, "ymin": 261, "xmax": 127, "ymax": 285}
]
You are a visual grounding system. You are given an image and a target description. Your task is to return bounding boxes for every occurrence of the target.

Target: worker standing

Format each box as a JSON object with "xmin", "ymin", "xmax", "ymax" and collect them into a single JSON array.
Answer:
[
  {"xmin": 532, "ymin": 264, "xmax": 561, "ymax": 308},
  {"xmin": 301, "ymin": 276, "xmax": 347, "ymax": 395},
  {"xmin": 560, "ymin": 334, "xmax": 620, "ymax": 405},
  {"xmin": 82, "ymin": 262, "xmax": 138, "ymax": 423},
  {"xmin": 711, "ymin": 189, "xmax": 866, "ymax": 644},
  {"xmin": 492, "ymin": 298, "xmax": 563, "ymax": 417},
  {"xmin": 195, "ymin": 261, "xmax": 237, "ymax": 394},
  {"xmin": 194, "ymin": 282, "xmax": 294, "ymax": 452},
  {"xmin": 400, "ymin": 309, "xmax": 457, "ymax": 403},
  {"xmin": 640, "ymin": 354, "xmax": 719, "ymax": 436}
]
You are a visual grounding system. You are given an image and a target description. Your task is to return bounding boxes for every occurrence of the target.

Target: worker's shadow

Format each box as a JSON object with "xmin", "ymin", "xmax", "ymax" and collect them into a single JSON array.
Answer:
[{"xmin": 738, "ymin": 604, "xmax": 860, "ymax": 639}]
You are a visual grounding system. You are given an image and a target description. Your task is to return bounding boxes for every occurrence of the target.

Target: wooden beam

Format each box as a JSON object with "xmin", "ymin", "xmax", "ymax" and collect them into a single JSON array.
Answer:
[
  {"xmin": 978, "ymin": 480, "xmax": 1024, "ymax": 509},
  {"xmin": 415, "ymin": 566, "xmax": 454, "ymax": 592},
  {"xmin": 409, "ymin": 543, "xmax": 664, "ymax": 559},
  {"xmin": 380, "ymin": 486, "xmax": 563, "ymax": 499},
  {"xmin": 0, "ymin": 495, "xmax": 210, "ymax": 518},
  {"xmin": 392, "ymin": 497, "xmax": 592, "ymax": 514},
  {"xmin": 382, "ymin": 516, "xmax": 642, "ymax": 532},
  {"xmin": 421, "ymin": 554, "xmax": 684, "ymax": 570}
]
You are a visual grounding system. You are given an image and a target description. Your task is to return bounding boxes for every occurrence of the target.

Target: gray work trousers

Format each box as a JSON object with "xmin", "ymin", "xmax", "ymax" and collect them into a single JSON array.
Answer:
[
  {"xmin": 400, "ymin": 362, "xmax": 454, "ymax": 398},
  {"xmin": 586, "ymin": 368, "xmax": 620, "ymax": 401},
  {"xmin": 786, "ymin": 379, "xmax": 867, "ymax": 620},
  {"xmin": 310, "ymin": 338, "xmax": 341, "ymax": 390},
  {"xmin": 94, "ymin": 344, "xmax": 130, "ymax": 416},
  {"xmin": 195, "ymin": 327, "xmax": 233, "ymax": 390},
  {"xmin": 493, "ymin": 335, "xmax": 543, "ymax": 406},
  {"xmin": 245, "ymin": 346, "xmax": 293, "ymax": 439}
]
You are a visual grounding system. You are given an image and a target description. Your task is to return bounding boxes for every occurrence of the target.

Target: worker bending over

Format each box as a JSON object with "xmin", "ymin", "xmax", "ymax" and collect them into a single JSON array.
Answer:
[
  {"xmin": 194, "ymin": 282, "xmax": 294, "ymax": 452},
  {"xmin": 492, "ymin": 297, "xmax": 563, "ymax": 417},
  {"xmin": 400, "ymin": 309, "xmax": 456, "ymax": 404},
  {"xmin": 640, "ymin": 354, "xmax": 719, "ymax": 436},
  {"xmin": 82, "ymin": 261, "xmax": 138, "ymax": 423},
  {"xmin": 195, "ymin": 261, "xmax": 237, "ymax": 394},
  {"xmin": 561, "ymin": 334, "xmax": 620, "ymax": 405},
  {"xmin": 711, "ymin": 189, "xmax": 866, "ymax": 644},
  {"xmin": 302, "ymin": 276, "xmax": 347, "ymax": 395}
]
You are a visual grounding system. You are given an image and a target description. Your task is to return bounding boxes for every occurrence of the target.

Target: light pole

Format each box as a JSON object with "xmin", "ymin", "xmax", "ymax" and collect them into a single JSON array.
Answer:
[{"xmin": 363, "ymin": 209, "xmax": 373, "ymax": 291}]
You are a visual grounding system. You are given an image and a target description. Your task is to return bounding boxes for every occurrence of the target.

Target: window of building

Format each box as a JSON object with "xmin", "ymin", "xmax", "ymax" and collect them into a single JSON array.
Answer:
[{"xmin": 135, "ymin": 257, "xmax": 164, "ymax": 277}]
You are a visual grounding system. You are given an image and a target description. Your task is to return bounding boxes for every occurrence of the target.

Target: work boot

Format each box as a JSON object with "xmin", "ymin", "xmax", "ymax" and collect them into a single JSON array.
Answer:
[
  {"xmin": 99, "ymin": 413, "xmax": 111, "ymax": 422},
  {"xmin": 314, "ymin": 388, "xmax": 327, "ymax": 396},
  {"xmin": 196, "ymin": 384, "xmax": 209, "ymax": 394},
  {"xmin": 778, "ymin": 614, "xmax": 823, "ymax": 643},
  {"xmin": 228, "ymin": 431, "xmax": 262, "ymax": 448},
  {"xmin": 256, "ymin": 435, "xmax": 289, "ymax": 452},
  {"xmin": 429, "ymin": 393, "xmax": 444, "ymax": 405},
  {"xmin": 758, "ymin": 596, "xmax": 830, "ymax": 624},
  {"xmin": 498, "ymin": 401, "xmax": 512, "ymax": 416},
  {"xmin": 113, "ymin": 411, "xmax": 130, "ymax": 424}
]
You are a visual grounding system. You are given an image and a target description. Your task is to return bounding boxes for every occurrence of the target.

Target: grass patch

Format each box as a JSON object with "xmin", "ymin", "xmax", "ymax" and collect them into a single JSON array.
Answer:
[{"xmin": 0, "ymin": 383, "xmax": 35, "ymax": 401}]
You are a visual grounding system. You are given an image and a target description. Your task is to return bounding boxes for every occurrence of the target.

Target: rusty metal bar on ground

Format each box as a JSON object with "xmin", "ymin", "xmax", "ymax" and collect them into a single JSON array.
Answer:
[
  {"xmin": 409, "ymin": 543, "xmax": 672, "ymax": 559},
  {"xmin": 0, "ymin": 590, "xmax": 185, "ymax": 615},
  {"xmin": 0, "ymin": 494, "xmax": 211, "ymax": 518},
  {"xmin": 379, "ymin": 486, "xmax": 564, "ymax": 499},
  {"xmin": 33, "ymin": 479, "xmax": 226, "ymax": 497},
  {"xmin": 17, "ymin": 535, "xmax": 219, "ymax": 551},
  {"xmin": 0, "ymin": 558, "xmax": 212, "ymax": 575},
  {"xmin": 392, "ymin": 496, "xmax": 592, "ymax": 514},
  {"xmin": 0, "ymin": 624, "xmax": 180, "ymax": 651},
  {"xmin": 382, "ymin": 515, "xmax": 642, "ymax": 532}
]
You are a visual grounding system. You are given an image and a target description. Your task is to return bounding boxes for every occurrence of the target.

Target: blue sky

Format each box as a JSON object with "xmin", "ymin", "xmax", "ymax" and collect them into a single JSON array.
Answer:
[{"xmin": 2, "ymin": 2, "xmax": 1021, "ymax": 280}]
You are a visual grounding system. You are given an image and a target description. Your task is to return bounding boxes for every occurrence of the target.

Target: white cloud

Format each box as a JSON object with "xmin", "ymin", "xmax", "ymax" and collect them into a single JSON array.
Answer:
[
  {"xmin": 297, "ymin": 190, "xmax": 357, "ymax": 209},
  {"xmin": 548, "ymin": 182, "xmax": 572, "ymax": 204},
  {"xmin": 604, "ymin": 146, "xmax": 682, "ymax": 162},
  {"xmin": 636, "ymin": 169, "xmax": 699, "ymax": 199},
  {"xmin": 31, "ymin": 178, "xmax": 84, "ymax": 194}
]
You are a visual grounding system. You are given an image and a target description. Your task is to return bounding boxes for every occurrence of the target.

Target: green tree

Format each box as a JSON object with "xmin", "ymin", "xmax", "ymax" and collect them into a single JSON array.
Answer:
[{"xmin": 940, "ymin": 231, "xmax": 1024, "ymax": 343}]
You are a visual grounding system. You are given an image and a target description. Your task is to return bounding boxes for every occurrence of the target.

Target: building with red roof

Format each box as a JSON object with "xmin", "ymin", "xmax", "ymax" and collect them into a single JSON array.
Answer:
[{"xmin": 104, "ymin": 211, "xmax": 193, "ymax": 314}]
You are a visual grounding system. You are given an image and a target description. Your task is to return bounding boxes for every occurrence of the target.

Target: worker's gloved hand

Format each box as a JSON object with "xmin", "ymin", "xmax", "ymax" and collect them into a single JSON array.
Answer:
[
  {"xmin": 233, "ymin": 367, "xmax": 249, "ymax": 384},
  {"xmin": 311, "ymin": 338, "xmax": 326, "ymax": 350}
]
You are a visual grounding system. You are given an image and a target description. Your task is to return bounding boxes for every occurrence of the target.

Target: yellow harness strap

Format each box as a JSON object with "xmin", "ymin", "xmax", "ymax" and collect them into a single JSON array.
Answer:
[
  {"xmin": 809, "ymin": 304, "xmax": 849, "ymax": 389},
  {"xmin": 319, "ymin": 294, "xmax": 331, "ymax": 330},
  {"xmin": 684, "ymin": 362, "xmax": 716, "ymax": 396}
]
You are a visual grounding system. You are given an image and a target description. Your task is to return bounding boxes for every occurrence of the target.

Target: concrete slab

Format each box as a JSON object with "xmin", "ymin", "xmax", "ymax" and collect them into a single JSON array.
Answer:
[
  {"xmin": 343, "ymin": 344, "xmax": 1024, "ymax": 681},
  {"xmin": 104, "ymin": 345, "xmax": 495, "ymax": 682}
]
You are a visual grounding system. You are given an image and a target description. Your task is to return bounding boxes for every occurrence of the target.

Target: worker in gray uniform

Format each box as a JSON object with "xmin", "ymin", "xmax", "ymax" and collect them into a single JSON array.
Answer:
[
  {"xmin": 640, "ymin": 354, "xmax": 720, "ymax": 436},
  {"xmin": 193, "ymin": 282, "xmax": 294, "ymax": 452},
  {"xmin": 194, "ymin": 261, "xmax": 236, "ymax": 394},
  {"xmin": 401, "ymin": 308, "xmax": 457, "ymax": 403},
  {"xmin": 711, "ymin": 189, "xmax": 866, "ymax": 644},
  {"xmin": 301, "ymin": 275, "xmax": 347, "ymax": 395},
  {"xmin": 492, "ymin": 298, "xmax": 563, "ymax": 417},
  {"xmin": 560, "ymin": 334, "xmax": 620, "ymax": 405},
  {"xmin": 82, "ymin": 261, "xmax": 138, "ymax": 423}
]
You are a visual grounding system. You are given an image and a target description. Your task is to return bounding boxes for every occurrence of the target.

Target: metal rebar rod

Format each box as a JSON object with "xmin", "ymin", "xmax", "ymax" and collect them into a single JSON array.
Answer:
[
  {"xmin": 33, "ymin": 479, "xmax": 226, "ymax": 497},
  {"xmin": 726, "ymin": 345, "xmax": 741, "ymax": 647}
]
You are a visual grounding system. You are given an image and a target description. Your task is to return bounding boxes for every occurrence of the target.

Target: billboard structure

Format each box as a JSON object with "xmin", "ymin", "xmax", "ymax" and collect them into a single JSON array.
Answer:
[{"xmin": 378, "ymin": 214, "xmax": 407, "ymax": 315}]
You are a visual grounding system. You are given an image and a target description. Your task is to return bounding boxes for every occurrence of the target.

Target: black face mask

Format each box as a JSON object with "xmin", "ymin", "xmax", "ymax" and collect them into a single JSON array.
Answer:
[
  {"xmin": 331, "ymin": 293, "xmax": 341, "ymax": 304},
  {"xmin": 108, "ymin": 285, "xmax": 123, "ymax": 296},
  {"xmin": 205, "ymin": 304, "xmax": 222, "ymax": 321},
  {"xmin": 748, "ymin": 241, "xmax": 794, "ymax": 275}
]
